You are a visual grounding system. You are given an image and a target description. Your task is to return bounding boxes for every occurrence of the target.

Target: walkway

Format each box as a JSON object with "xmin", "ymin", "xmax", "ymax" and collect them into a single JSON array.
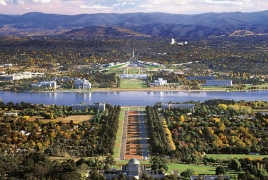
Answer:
[{"xmin": 120, "ymin": 110, "xmax": 149, "ymax": 160}]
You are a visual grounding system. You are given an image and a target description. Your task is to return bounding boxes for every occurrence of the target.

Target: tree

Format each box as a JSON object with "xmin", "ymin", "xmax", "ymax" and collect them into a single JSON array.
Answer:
[
  {"xmin": 179, "ymin": 115, "xmax": 185, "ymax": 123},
  {"xmin": 215, "ymin": 166, "xmax": 226, "ymax": 175},
  {"xmin": 90, "ymin": 170, "xmax": 105, "ymax": 180},
  {"xmin": 150, "ymin": 156, "xmax": 169, "ymax": 171},
  {"xmin": 118, "ymin": 173, "xmax": 126, "ymax": 180},
  {"xmin": 104, "ymin": 155, "xmax": 116, "ymax": 168},
  {"xmin": 180, "ymin": 168, "xmax": 198, "ymax": 177},
  {"xmin": 229, "ymin": 159, "xmax": 242, "ymax": 171}
]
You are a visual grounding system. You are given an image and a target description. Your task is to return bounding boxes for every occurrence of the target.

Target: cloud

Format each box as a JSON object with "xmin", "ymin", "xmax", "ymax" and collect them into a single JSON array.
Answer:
[
  {"xmin": 0, "ymin": 0, "xmax": 7, "ymax": 5},
  {"xmin": 13, "ymin": 0, "xmax": 25, "ymax": 4},
  {"xmin": 202, "ymin": 0, "xmax": 252, "ymax": 6},
  {"xmin": 80, "ymin": 4, "xmax": 112, "ymax": 9},
  {"xmin": 30, "ymin": 0, "xmax": 51, "ymax": 3},
  {"xmin": 0, "ymin": 0, "xmax": 267, "ymax": 15}
]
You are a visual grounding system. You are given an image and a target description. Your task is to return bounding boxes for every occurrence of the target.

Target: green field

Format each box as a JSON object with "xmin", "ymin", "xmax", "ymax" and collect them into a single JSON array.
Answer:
[
  {"xmin": 168, "ymin": 163, "xmax": 216, "ymax": 175},
  {"xmin": 205, "ymin": 154, "xmax": 268, "ymax": 160},
  {"xmin": 106, "ymin": 65, "xmax": 125, "ymax": 74},
  {"xmin": 113, "ymin": 108, "xmax": 125, "ymax": 159},
  {"xmin": 119, "ymin": 78, "xmax": 147, "ymax": 88}
]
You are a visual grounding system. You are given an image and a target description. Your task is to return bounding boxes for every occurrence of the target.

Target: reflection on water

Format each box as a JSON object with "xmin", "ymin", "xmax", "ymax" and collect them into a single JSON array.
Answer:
[{"xmin": 0, "ymin": 90, "xmax": 268, "ymax": 106}]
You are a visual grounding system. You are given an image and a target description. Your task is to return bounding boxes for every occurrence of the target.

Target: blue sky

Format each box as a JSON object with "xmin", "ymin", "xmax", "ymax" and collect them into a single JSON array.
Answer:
[{"xmin": 0, "ymin": 0, "xmax": 267, "ymax": 15}]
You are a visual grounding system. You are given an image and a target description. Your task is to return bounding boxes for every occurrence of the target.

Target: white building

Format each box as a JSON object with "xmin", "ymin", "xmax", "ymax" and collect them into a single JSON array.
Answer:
[
  {"xmin": 162, "ymin": 103, "xmax": 195, "ymax": 112},
  {"xmin": 171, "ymin": 38, "xmax": 175, "ymax": 45},
  {"xmin": 206, "ymin": 80, "xmax": 232, "ymax": 86},
  {"xmin": 74, "ymin": 78, "xmax": 91, "ymax": 89},
  {"xmin": 72, "ymin": 103, "xmax": 105, "ymax": 112},
  {"xmin": 0, "ymin": 71, "xmax": 44, "ymax": 80},
  {"xmin": 94, "ymin": 103, "xmax": 106, "ymax": 111},
  {"xmin": 154, "ymin": 78, "xmax": 167, "ymax": 86},
  {"xmin": 4, "ymin": 112, "xmax": 18, "ymax": 116},
  {"xmin": 3, "ymin": 64, "xmax": 12, "ymax": 68},
  {"xmin": 102, "ymin": 158, "xmax": 165, "ymax": 180},
  {"xmin": 31, "ymin": 81, "xmax": 57, "ymax": 88},
  {"xmin": 120, "ymin": 74, "xmax": 148, "ymax": 79}
]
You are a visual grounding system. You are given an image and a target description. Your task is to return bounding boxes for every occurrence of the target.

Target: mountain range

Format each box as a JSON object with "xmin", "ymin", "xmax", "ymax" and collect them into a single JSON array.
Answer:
[{"xmin": 0, "ymin": 11, "xmax": 268, "ymax": 38}]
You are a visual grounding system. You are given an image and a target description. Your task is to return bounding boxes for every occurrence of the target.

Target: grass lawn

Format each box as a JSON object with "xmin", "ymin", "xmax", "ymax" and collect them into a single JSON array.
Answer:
[
  {"xmin": 246, "ymin": 83, "xmax": 268, "ymax": 89},
  {"xmin": 107, "ymin": 65, "xmax": 125, "ymax": 74},
  {"xmin": 200, "ymin": 86, "xmax": 228, "ymax": 90},
  {"xmin": 205, "ymin": 154, "xmax": 268, "ymax": 160},
  {"xmin": 28, "ymin": 115, "xmax": 94, "ymax": 124},
  {"xmin": 168, "ymin": 163, "xmax": 216, "ymax": 175},
  {"xmin": 119, "ymin": 78, "xmax": 147, "ymax": 89},
  {"xmin": 113, "ymin": 108, "xmax": 126, "ymax": 159}
]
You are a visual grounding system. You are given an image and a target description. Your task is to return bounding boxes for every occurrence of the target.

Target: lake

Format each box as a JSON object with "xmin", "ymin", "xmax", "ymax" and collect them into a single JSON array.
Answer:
[{"xmin": 1, "ymin": 90, "xmax": 268, "ymax": 106}]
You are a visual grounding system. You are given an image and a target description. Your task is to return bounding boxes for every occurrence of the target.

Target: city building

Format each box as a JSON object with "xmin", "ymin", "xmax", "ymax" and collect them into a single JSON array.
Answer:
[
  {"xmin": 74, "ymin": 78, "xmax": 91, "ymax": 89},
  {"xmin": 206, "ymin": 80, "xmax": 232, "ymax": 86},
  {"xmin": 72, "ymin": 103, "xmax": 105, "ymax": 112},
  {"xmin": 31, "ymin": 81, "xmax": 57, "ymax": 88},
  {"xmin": 0, "ymin": 71, "xmax": 44, "ymax": 80},
  {"xmin": 4, "ymin": 112, "xmax": 18, "ymax": 116},
  {"xmin": 101, "ymin": 158, "xmax": 165, "ymax": 180},
  {"xmin": 154, "ymin": 78, "xmax": 167, "ymax": 86},
  {"xmin": 94, "ymin": 102, "xmax": 106, "ymax": 111},
  {"xmin": 162, "ymin": 103, "xmax": 195, "ymax": 112},
  {"xmin": 120, "ymin": 74, "xmax": 148, "ymax": 79}
]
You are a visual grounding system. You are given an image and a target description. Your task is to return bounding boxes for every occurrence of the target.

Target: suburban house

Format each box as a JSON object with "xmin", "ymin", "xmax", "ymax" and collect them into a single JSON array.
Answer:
[{"xmin": 74, "ymin": 78, "xmax": 91, "ymax": 89}]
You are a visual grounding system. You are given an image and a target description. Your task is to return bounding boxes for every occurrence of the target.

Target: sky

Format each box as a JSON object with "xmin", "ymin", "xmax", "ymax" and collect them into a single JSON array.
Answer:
[{"xmin": 0, "ymin": 0, "xmax": 267, "ymax": 15}]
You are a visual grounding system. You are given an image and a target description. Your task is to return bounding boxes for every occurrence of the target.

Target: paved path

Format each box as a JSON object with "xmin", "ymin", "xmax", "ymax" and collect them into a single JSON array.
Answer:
[
  {"xmin": 120, "ymin": 109, "xmax": 149, "ymax": 160},
  {"xmin": 139, "ymin": 111, "xmax": 149, "ymax": 160},
  {"xmin": 120, "ymin": 111, "xmax": 128, "ymax": 160}
]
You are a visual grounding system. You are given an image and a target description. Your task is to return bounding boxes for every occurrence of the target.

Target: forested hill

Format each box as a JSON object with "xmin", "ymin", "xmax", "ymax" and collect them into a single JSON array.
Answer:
[{"xmin": 0, "ymin": 11, "xmax": 268, "ymax": 37}]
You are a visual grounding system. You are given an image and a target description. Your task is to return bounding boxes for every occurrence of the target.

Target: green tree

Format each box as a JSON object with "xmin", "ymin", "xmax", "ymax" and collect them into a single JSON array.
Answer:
[
  {"xmin": 215, "ymin": 166, "xmax": 226, "ymax": 175},
  {"xmin": 104, "ymin": 155, "xmax": 116, "ymax": 168},
  {"xmin": 229, "ymin": 159, "xmax": 242, "ymax": 171},
  {"xmin": 180, "ymin": 168, "xmax": 198, "ymax": 177}
]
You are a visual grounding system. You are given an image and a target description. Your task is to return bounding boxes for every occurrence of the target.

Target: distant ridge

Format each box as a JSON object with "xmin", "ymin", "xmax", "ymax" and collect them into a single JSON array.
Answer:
[
  {"xmin": 0, "ymin": 11, "xmax": 268, "ymax": 37},
  {"xmin": 65, "ymin": 26, "xmax": 149, "ymax": 37}
]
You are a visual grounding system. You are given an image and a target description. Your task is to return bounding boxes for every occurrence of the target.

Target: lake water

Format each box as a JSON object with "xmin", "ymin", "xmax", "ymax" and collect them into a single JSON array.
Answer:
[{"xmin": 1, "ymin": 90, "xmax": 268, "ymax": 106}]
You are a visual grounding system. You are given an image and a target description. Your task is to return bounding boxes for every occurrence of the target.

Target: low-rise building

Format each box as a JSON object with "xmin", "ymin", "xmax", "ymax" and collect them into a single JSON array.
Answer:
[
  {"xmin": 4, "ymin": 112, "xmax": 18, "ymax": 116},
  {"xmin": 72, "ymin": 103, "xmax": 105, "ymax": 112},
  {"xmin": 120, "ymin": 74, "xmax": 147, "ymax": 79},
  {"xmin": 74, "ymin": 78, "xmax": 91, "ymax": 89},
  {"xmin": 0, "ymin": 71, "xmax": 44, "ymax": 80},
  {"xmin": 154, "ymin": 78, "xmax": 167, "ymax": 86},
  {"xmin": 206, "ymin": 80, "xmax": 232, "ymax": 86},
  {"xmin": 101, "ymin": 158, "xmax": 165, "ymax": 180},
  {"xmin": 162, "ymin": 103, "xmax": 195, "ymax": 112},
  {"xmin": 31, "ymin": 81, "xmax": 57, "ymax": 88}
]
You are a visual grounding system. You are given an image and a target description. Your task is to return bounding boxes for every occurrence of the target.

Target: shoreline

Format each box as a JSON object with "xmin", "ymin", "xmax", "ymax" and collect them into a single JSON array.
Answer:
[{"xmin": 1, "ymin": 88, "xmax": 245, "ymax": 93}]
